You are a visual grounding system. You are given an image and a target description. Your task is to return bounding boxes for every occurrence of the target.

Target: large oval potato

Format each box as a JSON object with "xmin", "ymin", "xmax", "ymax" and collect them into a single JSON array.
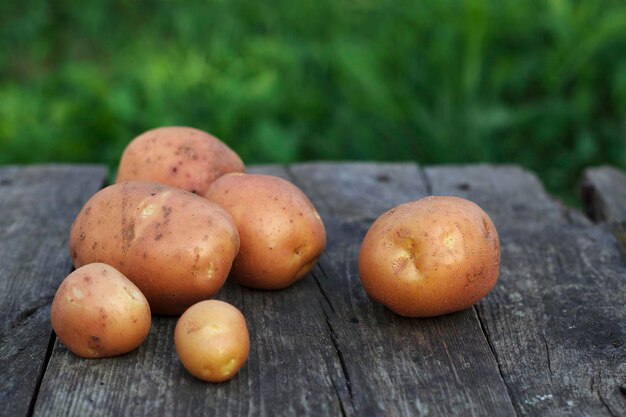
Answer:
[
  {"xmin": 51, "ymin": 263, "xmax": 151, "ymax": 358},
  {"xmin": 116, "ymin": 127, "xmax": 244, "ymax": 195},
  {"xmin": 70, "ymin": 182, "xmax": 240, "ymax": 315},
  {"xmin": 205, "ymin": 173, "xmax": 326, "ymax": 289},
  {"xmin": 358, "ymin": 196, "xmax": 500, "ymax": 317}
]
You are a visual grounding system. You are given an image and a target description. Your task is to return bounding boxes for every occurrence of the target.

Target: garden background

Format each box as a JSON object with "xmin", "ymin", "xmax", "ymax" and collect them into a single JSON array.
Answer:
[{"xmin": 1, "ymin": 0, "xmax": 626, "ymax": 205}]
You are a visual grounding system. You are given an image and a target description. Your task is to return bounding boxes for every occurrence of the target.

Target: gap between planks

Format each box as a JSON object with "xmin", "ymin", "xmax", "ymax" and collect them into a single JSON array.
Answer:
[{"xmin": 27, "ymin": 332, "xmax": 56, "ymax": 417}]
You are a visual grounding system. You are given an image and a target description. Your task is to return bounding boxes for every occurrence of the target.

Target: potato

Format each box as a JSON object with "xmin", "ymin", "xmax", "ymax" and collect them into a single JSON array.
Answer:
[
  {"xmin": 50, "ymin": 263, "xmax": 151, "ymax": 358},
  {"xmin": 70, "ymin": 182, "xmax": 240, "ymax": 315},
  {"xmin": 175, "ymin": 300, "xmax": 249, "ymax": 382},
  {"xmin": 116, "ymin": 127, "xmax": 244, "ymax": 195},
  {"xmin": 205, "ymin": 173, "xmax": 326, "ymax": 289},
  {"xmin": 358, "ymin": 196, "xmax": 500, "ymax": 317}
]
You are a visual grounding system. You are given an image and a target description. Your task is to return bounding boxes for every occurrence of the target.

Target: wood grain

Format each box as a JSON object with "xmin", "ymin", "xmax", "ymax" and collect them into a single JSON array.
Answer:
[
  {"xmin": 33, "ymin": 166, "xmax": 348, "ymax": 417},
  {"xmin": 288, "ymin": 162, "xmax": 518, "ymax": 416},
  {"xmin": 12, "ymin": 162, "xmax": 625, "ymax": 417},
  {"xmin": 424, "ymin": 164, "xmax": 591, "ymax": 231},
  {"xmin": 426, "ymin": 164, "xmax": 626, "ymax": 417},
  {"xmin": 0, "ymin": 165, "xmax": 107, "ymax": 417},
  {"xmin": 286, "ymin": 162, "xmax": 428, "ymax": 221}
]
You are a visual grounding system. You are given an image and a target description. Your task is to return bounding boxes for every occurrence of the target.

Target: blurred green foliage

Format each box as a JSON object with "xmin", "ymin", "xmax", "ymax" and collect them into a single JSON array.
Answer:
[{"xmin": 1, "ymin": 0, "xmax": 626, "ymax": 205}]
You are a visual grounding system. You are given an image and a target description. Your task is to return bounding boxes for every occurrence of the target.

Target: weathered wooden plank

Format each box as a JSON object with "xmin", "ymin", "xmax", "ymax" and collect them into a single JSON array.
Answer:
[
  {"xmin": 581, "ymin": 166, "xmax": 626, "ymax": 224},
  {"xmin": 0, "ymin": 165, "xmax": 107, "ymax": 417},
  {"xmin": 26, "ymin": 162, "xmax": 625, "ymax": 417},
  {"xmin": 288, "ymin": 162, "xmax": 518, "ymax": 416},
  {"xmin": 426, "ymin": 165, "xmax": 626, "ymax": 417},
  {"xmin": 33, "ymin": 166, "xmax": 349, "ymax": 417},
  {"xmin": 424, "ymin": 164, "xmax": 591, "ymax": 231},
  {"xmin": 286, "ymin": 162, "xmax": 428, "ymax": 221}
]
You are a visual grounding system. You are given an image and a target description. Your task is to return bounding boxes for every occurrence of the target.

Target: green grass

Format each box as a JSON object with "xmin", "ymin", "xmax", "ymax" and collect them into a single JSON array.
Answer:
[{"xmin": 1, "ymin": 0, "xmax": 626, "ymax": 205}]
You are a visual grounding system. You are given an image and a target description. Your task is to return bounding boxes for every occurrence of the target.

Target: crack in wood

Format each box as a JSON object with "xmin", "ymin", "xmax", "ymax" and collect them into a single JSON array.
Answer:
[
  {"xmin": 311, "ymin": 265, "xmax": 336, "ymax": 315},
  {"xmin": 5, "ymin": 295, "xmax": 54, "ymax": 335},
  {"xmin": 595, "ymin": 371, "xmax": 619, "ymax": 417},
  {"xmin": 590, "ymin": 374, "xmax": 596, "ymax": 394},
  {"xmin": 322, "ymin": 308, "xmax": 354, "ymax": 405},
  {"xmin": 332, "ymin": 381, "xmax": 349, "ymax": 417},
  {"xmin": 541, "ymin": 334, "xmax": 554, "ymax": 385},
  {"xmin": 311, "ymin": 266, "xmax": 354, "ymax": 415},
  {"xmin": 418, "ymin": 165, "xmax": 433, "ymax": 196},
  {"xmin": 26, "ymin": 332, "xmax": 56, "ymax": 417},
  {"xmin": 553, "ymin": 250, "xmax": 566, "ymax": 280},
  {"xmin": 474, "ymin": 306, "xmax": 521, "ymax": 417}
]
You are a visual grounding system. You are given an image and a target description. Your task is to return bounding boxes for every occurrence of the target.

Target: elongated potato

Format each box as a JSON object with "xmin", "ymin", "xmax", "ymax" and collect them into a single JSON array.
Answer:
[
  {"xmin": 116, "ymin": 127, "xmax": 244, "ymax": 195},
  {"xmin": 51, "ymin": 263, "xmax": 151, "ymax": 358},
  {"xmin": 70, "ymin": 182, "xmax": 240, "ymax": 315},
  {"xmin": 205, "ymin": 173, "xmax": 326, "ymax": 289}
]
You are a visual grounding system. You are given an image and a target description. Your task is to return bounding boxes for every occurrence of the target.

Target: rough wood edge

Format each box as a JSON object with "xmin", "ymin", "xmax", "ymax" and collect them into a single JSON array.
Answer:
[
  {"xmin": 581, "ymin": 165, "xmax": 626, "ymax": 224},
  {"xmin": 0, "ymin": 165, "xmax": 107, "ymax": 417}
]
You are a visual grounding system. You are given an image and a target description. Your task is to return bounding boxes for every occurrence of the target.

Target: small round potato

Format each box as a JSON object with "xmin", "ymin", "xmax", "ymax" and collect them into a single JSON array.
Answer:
[
  {"xmin": 175, "ymin": 300, "xmax": 249, "ymax": 383},
  {"xmin": 50, "ymin": 263, "xmax": 151, "ymax": 358},
  {"xmin": 358, "ymin": 196, "xmax": 500, "ymax": 317},
  {"xmin": 205, "ymin": 173, "xmax": 326, "ymax": 289},
  {"xmin": 116, "ymin": 126, "xmax": 244, "ymax": 195},
  {"xmin": 70, "ymin": 182, "xmax": 240, "ymax": 315}
]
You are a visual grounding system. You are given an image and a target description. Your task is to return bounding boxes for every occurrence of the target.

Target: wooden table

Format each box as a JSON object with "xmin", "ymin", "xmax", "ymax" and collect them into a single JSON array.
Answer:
[{"xmin": 1, "ymin": 163, "xmax": 625, "ymax": 417}]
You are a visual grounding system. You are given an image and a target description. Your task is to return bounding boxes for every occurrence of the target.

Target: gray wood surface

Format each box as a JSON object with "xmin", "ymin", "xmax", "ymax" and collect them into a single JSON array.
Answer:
[
  {"xmin": 3, "ymin": 162, "xmax": 625, "ymax": 417},
  {"xmin": 33, "ymin": 166, "xmax": 349, "ymax": 417},
  {"xmin": 427, "ymin": 164, "xmax": 626, "ymax": 417},
  {"xmin": 0, "ymin": 165, "xmax": 107, "ymax": 417},
  {"xmin": 32, "ymin": 163, "xmax": 519, "ymax": 417},
  {"xmin": 288, "ymin": 162, "xmax": 518, "ymax": 417},
  {"xmin": 581, "ymin": 166, "xmax": 626, "ymax": 224},
  {"xmin": 287, "ymin": 162, "xmax": 428, "ymax": 221}
]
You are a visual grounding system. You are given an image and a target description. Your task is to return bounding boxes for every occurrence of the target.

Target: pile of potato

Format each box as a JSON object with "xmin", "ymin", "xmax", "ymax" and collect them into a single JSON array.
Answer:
[
  {"xmin": 51, "ymin": 126, "xmax": 500, "ymax": 383},
  {"xmin": 52, "ymin": 127, "xmax": 326, "ymax": 382}
]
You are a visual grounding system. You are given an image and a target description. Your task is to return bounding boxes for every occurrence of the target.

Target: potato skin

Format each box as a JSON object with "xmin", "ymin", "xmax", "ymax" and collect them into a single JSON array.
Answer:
[
  {"xmin": 50, "ymin": 263, "xmax": 151, "ymax": 358},
  {"xmin": 70, "ymin": 182, "xmax": 240, "ymax": 315},
  {"xmin": 116, "ymin": 127, "xmax": 244, "ymax": 195},
  {"xmin": 205, "ymin": 173, "xmax": 326, "ymax": 289},
  {"xmin": 175, "ymin": 300, "xmax": 249, "ymax": 382},
  {"xmin": 358, "ymin": 196, "xmax": 500, "ymax": 317}
]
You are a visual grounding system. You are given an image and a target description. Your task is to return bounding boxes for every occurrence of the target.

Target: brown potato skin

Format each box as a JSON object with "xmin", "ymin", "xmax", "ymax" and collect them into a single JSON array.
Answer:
[
  {"xmin": 50, "ymin": 263, "xmax": 151, "ymax": 358},
  {"xmin": 205, "ymin": 173, "xmax": 326, "ymax": 289},
  {"xmin": 70, "ymin": 182, "xmax": 240, "ymax": 315},
  {"xmin": 358, "ymin": 196, "xmax": 500, "ymax": 317},
  {"xmin": 116, "ymin": 127, "xmax": 244, "ymax": 195},
  {"xmin": 175, "ymin": 300, "xmax": 249, "ymax": 382}
]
